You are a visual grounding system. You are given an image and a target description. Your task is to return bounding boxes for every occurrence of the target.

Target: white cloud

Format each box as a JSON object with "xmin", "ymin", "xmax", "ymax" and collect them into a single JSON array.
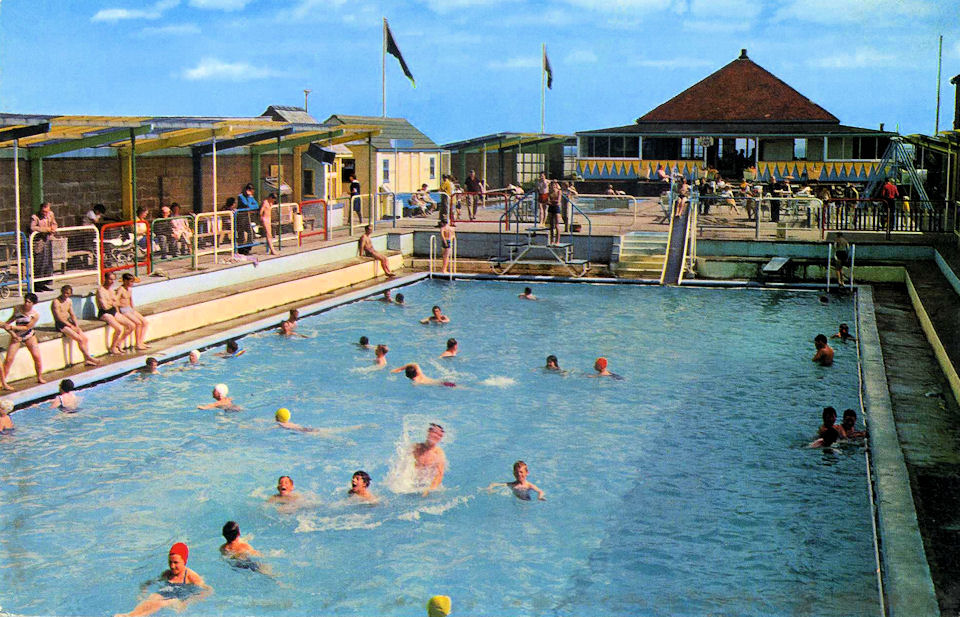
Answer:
[
  {"xmin": 632, "ymin": 57, "xmax": 713, "ymax": 69},
  {"xmin": 188, "ymin": 0, "xmax": 251, "ymax": 8},
  {"xmin": 562, "ymin": 0, "xmax": 682, "ymax": 10},
  {"xmin": 683, "ymin": 20, "xmax": 751, "ymax": 32},
  {"xmin": 419, "ymin": 0, "xmax": 512, "ymax": 13},
  {"xmin": 182, "ymin": 57, "xmax": 279, "ymax": 81},
  {"xmin": 565, "ymin": 49, "xmax": 598, "ymax": 64},
  {"xmin": 141, "ymin": 23, "xmax": 201, "ymax": 35},
  {"xmin": 953, "ymin": 41, "xmax": 960, "ymax": 59},
  {"xmin": 285, "ymin": 0, "xmax": 347, "ymax": 19},
  {"xmin": 487, "ymin": 56, "xmax": 539, "ymax": 70},
  {"xmin": 807, "ymin": 47, "xmax": 897, "ymax": 69},
  {"xmin": 92, "ymin": 0, "xmax": 179, "ymax": 22},
  {"xmin": 773, "ymin": 0, "xmax": 932, "ymax": 24}
]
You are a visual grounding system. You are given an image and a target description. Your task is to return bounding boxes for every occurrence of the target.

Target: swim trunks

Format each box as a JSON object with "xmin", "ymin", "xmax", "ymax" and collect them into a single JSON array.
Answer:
[
  {"xmin": 442, "ymin": 381, "xmax": 456, "ymax": 388},
  {"xmin": 119, "ymin": 306, "xmax": 133, "ymax": 315},
  {"xmin": 98, "ymin": 307, "xmax": 117, "ymax": 319},
  {"xmin": 54, "ymin": 319, "xmax": 68, "ymax": 333}
]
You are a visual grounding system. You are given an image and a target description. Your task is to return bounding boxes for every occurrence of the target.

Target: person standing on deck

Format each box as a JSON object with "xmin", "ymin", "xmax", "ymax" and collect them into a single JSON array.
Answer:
[
  {"xmin": 463, "ymin": 170, "xmax": 484, "ymax": 221},
  {"xmin": 349, "ymin": 174, "xmax": 363, "ymax": 225}
]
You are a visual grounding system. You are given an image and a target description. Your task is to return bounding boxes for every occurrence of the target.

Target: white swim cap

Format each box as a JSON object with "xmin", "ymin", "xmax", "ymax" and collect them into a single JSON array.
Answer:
[
  {"xmin": 214, "ymin": 383, "xmax": 228, "ymax": 397},
  {"xmin": 0, "ymin": 399, "xmax": 12, "ymax": 412},
  {"xmin": 189, "ymin": 350, "xmax": 201, "ymax": 359}
]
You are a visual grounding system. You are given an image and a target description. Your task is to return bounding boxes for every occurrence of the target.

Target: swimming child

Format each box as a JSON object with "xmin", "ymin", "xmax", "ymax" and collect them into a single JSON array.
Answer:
[
  {"xmin": 220, "ymin": 521, "xmax": 262, "ymax": 564},
  {"xmin": 268, "ymin": 475, "xmax": 298, "ymax": 502},
  {"xmin": 348, "ymin": 470, "xmax": 377, "ymax": 502},
  {"xmin": 52, "ymin": 379, "xmax": 79, "ymax": 412},
  {"xmin": 440, "ymin": 338, "xmax": 458, "ymax": 358},
  {"xmin": 395, "ymin": 293, "xmax": 405, "ymax": 306},
  {"xmin": 357, "ymin": 336, "xmax": 372, "ymax": 349},
  {"xmin": 841, "ymin": 408, "xmax": 866, "ymax": 439},
  {"xmin": 114, "ymin": 542, "xmax": 210, "ymax": 617},
  {"xmin": 831, "ymin": 323, "xmax": 857, "ymax": 343},
  {"xmin": 0, "ymin": 399, "xmax": 13, "ymax": 433},
  {"xmin": 545, "ymin": 355, "xmax": 561, "ymax": 371},
  {"xmin": 374, "ymin": 344, "xmax": 389, "ymax": 367},
  {"xmin": 412, "ymin": 423, "xmax": 446, "ymax": 496},
  {"xmin": 279, "ymin": 320, "xmax": 308, "ymax": 338},
  {"xmin": 197, "ymin": 384, "xmax": 235, "ymax": 410},
  {"xmin": 518, "ymin": 287, "xmax": 536, "ymax": 300},
  {"xmin": 140, "ymin": 357, "xmax": 159, "ymax": 375},
  {"xmin": 420, "ymin": 305, "xmax": 450, "ymax": 324},
  {"xmin": 187, "ymin": 350, "xmax": 201, "ymax": 364},
  {"xmin": 808, "ymin": 426, "xmax": 840, "ymax": 449},
  {"xmin": 812, "ymin": 334, "xmax": 834, "ymax": 366},
  {"xmin": 486, "ymin": 460, "xmax": 546, "ymax": 501},
  {"xmin": 392, "ymin": 363, "xmax": 455, "ymax": 387},
  {"xmin": 588, "ymin": 357, "xmax": 622, "ymax": 379},
  {"xmin": 274, "ymin": 407, "xmax": 317, "ymax": 433},
  {"xmin": 215, "ymin": 339, "xmax": 245, "ymax": 358},
  {"xmin": 817, "ymin": 406, "xmax": 844, "ymax": 438}
]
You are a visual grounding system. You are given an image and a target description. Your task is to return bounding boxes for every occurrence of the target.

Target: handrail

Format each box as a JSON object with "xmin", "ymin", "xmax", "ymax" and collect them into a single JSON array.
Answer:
[
  {"xmin": 375, "ymin": 190, "xmax": 396, "ymax": 228},
  {"xmin": 678, "ymin": 195, "xmax": 699, "ymax": 284},
  {"xmin": 496, "ymin": 191, "xmax": 537, "ymax": 263},
  {"xmin": 298, "ymin": 198, "xmax": 330, "ymax": 242},
  {"xmin": 32, "ymin": 225, "xmax": 100, "ymax": 292},
  {"xmin": 563, "ymin": 197, "xmax": 592, "ymax": 264},
  {"xmin": 571, "ymin": 193, "xmax": 639, "ymax": 225},
  {"xmin": 193, "ymin": 211, "xmax": 235, "ymax": 266},
  {"xmin": 100, "ymin": 220, "xmax": 150, "ymax": 278},
  {"xmin": 427, "ymin": 234, "xmax": 457, "ymax": 279}
]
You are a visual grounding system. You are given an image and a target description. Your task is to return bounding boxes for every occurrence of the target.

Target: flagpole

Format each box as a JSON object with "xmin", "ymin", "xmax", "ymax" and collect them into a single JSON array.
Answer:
[
  {"xmin": 540, "ymin": 43, "xmax": 545, "ymax": 135},
  {"xmin": 382, "ymin": 18, "xmax": 387, "ymax": 118}
]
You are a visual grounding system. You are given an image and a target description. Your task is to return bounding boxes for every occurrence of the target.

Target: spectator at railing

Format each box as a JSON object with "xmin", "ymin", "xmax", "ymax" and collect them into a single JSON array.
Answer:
[
  {"xmin": 155, "ymin": 205, "xmax": 178, "ymax": 259},
  {"xmin": 561, "ymin": 181, "xmax": 577, "ymax": 232},
  {"xmin": 463, "ymin": 170, "xmax": 484, "ymax": 221},
  {"xmin": 236, "ymin": 185, "xmax": 257, "ymax": 255},
  {"xmin": 84, "ymin": 203, "xmax": 106, "ymax": 228},
  {"xmin": 135, "ymin": 206, "xmax": 150, "ymax": 252},
  {"xmin": 29, "ymin": 202, "xmax": 57, "ymax": 292},
  {"xmin": 439, "ymin": 175, "xmax": 457, "ymax": 226},
  {"xmin": 169, "ymin": 203, "xmax": 193, "ymax": 255},
  {"xmin": 219, "ymin": 197, "xmax": 236, "ymax": 247}
]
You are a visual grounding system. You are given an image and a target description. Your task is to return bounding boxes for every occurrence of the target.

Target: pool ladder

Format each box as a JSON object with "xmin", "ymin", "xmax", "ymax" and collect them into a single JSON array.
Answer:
[{"xmin": 429, "ymin": 234, "xmax": 457, "ymax": 279}]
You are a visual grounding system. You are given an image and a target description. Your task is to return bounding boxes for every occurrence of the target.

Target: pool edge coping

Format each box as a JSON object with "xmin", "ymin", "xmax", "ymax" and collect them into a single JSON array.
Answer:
[{"xmin": 858, "ymin": 285, "xmax": 940, "ymax": 617}]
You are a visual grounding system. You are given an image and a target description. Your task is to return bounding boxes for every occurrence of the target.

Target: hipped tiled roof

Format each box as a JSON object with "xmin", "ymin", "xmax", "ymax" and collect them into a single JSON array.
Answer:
[{"xmin": 323, "ymin": 114, "xmax": 441, "ymax": 150}]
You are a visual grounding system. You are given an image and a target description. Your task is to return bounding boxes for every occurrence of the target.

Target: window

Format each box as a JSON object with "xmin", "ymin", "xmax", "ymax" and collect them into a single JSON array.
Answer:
[
  {"xmin": 302, "ymin": 168, "xmax": 316, "ymax": 197},
  {"xmin": 826, "ymin": 136, "xmax": 890, "ymax": 160},
  {"xmin": 382, "ymin": 158, "xmax": 390, "ymax": 183},
  {"xmin": 680, "ymin": 138, "xmax": 704, "ymax": 160},
  {"xmin": 341, "ymin": 158, "xmax": 356, "ymax": 183},
  {"xmin": 516, "ymin": 152, "xmax": 545, "ymax": 184},
  {"xmin": 793, "ymin": 138, "xmax": 807, "ymax": 161},
  {"xmin": 429, "ymin": 157, "xmax": 436, "ymax": 180}
]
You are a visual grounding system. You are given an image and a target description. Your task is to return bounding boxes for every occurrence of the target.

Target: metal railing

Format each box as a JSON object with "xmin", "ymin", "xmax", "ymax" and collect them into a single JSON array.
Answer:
[
  {"xmin": 275, "ymin": 202, "xmax": 300, "ymax": 249},
  {"xmin": 820, "ymin": 198, "xmax": 950, "ymax": 237},
  {"xmin": 567, "ymin": 193, "xmax": 639, "ymax": 225},
  {"xmin": 428, "ymin": 234, "xmax": 457, "ymax": 279},
  {"xmin": 299, "ymin": 199, "xmax": 330, "ymax": 242},
  {"xmin": 376, "ymin": 190, "xmax": 397, "ymax": 227},
  {"xmin": 193, "ymin": 211, "xmax": 234, "ymax": 266},
  {"xmin": 150, "ymin": 215, "xmax": 195, "ymax": 271},
  {"xmin": 0, "ymin": 232, "xmax": 29, "ymax": 297},
  {"xmin": 100, "ymin": 221, "xmax": 149, "ymax": 277}
]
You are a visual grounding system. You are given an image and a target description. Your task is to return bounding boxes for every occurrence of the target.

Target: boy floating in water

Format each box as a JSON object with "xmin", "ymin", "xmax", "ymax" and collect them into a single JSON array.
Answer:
[
  {"xmin": 348, "ymin": 470, "xmax": 377, "ymax": 503},
  {"xmin": 518, "ymin": 287, "xmax": 536, "ymax": 300},
  {"xmin": 220, "ymin": 521, "xmax": 260, "ymax": 559},
  {"xmin": 486, "ymin": 460, "xmax": 546, "ymax": 501},
  {"xmin": 440, "ymin": 338, "xmax": 458, "ymax": 358},
  {"xmin": 420, "ymin": 305, "xmax": 450, "ymax": 324},
  {"xmin": 114, "ymin": 542, "xmax": 210, "ymax": 617},
  {"xmin": 392, "ymin": 363, "xmax": 455, "ymax": 387},
  {"xmin": 830, "ymin": 323, "xmax": 856, "ymax": 343},
  {"xmin": 51, "ymin": 379, "xmax": 79, "ymax": 412},
  {"xmin": 268, "ymin": 475, "xmax": 298, "ymax": 503},
  {"xmin": 412, "ymin": 423, "xmax": 447, "ymax": 496},
  {"xmin": 374, "ymin": 344, "xmax": 389, "ymax": 367},
  {"xmin": 812, "ymin": 334, "xmax": 834, "ymax": 366},
  {"xmin": 197, "ymin": 383, "xmax": 235, "ymax": 410},
  {"xmin": 357, "ymin": 336, "xmax": 372, "ymax": 349}
]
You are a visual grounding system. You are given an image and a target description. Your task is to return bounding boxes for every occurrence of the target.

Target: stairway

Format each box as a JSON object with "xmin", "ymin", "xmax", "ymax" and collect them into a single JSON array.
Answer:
[{"xmin": 615, "ymin": 231, "xmax": 668, "ymax": 279}]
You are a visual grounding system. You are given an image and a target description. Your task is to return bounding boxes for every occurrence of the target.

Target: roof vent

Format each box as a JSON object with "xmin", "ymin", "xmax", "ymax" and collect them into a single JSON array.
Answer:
[{"xmin": 739, "ymin": 49, "xmax": 748, "ymax": 59}]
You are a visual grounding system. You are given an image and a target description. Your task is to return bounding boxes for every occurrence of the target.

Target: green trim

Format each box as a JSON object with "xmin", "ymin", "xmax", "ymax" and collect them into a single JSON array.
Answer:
[
  {"xmin": 27, "ymin": 125, "xmax": 151, "ymax": 159},
  {"xmin": 247, "ymin": 129, "xmax": 343, "ymax": 155}
]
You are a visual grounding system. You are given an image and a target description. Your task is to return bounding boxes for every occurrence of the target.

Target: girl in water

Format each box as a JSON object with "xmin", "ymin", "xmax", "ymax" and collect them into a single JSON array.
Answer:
[
  {"xmin": 486, "ymin": 461, "xmax": 546, "ymax": 501},
  {"xmin": 115, "ymin": 543, "xmax": 210, "ymax": 617}
]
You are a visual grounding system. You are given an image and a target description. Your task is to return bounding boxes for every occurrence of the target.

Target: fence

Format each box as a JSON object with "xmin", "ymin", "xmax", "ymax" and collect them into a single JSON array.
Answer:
[
  {"xmin": 150, "ymin": 215, "xmax": 195, "ymax": 271},
  {"xmin": 100, "ymin": 221, "xmax": 149, "ymax": 277},
  {"xmin": 31, "ymin": 225, "xmax": 100, "ymax": 292},
  {"xmin": 820, "ymin": 199, "xmax": 950, "ymax": 236},
  {"xmin": 376, "ymin": 191, "xmax": 398, "ymax": 226},
  {"xmin": 298, "ymin": 199, "xmax": 329, "ymax": 243},
  {"xmin": 0, "ymin": 232, "xmax": 29, "ymax": 297},
  {"xmin": 568, "ymin": 193, "xmax": 639, "ymax": 225},
  {"xmin": 193, "ymin": 211, "xmax": 235, "ymax": 266},
  {"xmin": 274, "ymin": 202, "xmax": 301, "ymax": 249}
]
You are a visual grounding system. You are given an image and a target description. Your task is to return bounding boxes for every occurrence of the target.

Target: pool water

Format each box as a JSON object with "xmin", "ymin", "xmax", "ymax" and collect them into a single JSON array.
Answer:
[{"xmin": 0, "ymin": 281, "xmax": 879, "ymax": 616}]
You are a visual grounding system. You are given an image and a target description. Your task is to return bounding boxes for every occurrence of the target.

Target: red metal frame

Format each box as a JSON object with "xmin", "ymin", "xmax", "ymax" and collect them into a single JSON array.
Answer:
[
  {"xmin": 298, "ymin": 199, "xmax": 329, "ymax": 243},
  {"xmin": 99, "ymin": 220, "xmax": 151, "ymax": 277}
]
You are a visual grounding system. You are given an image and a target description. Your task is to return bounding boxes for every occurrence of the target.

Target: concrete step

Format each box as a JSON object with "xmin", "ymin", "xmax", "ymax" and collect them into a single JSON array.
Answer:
[{"xmin": 619, "ymin": 255, "xmax": 666, "ymax": 267}]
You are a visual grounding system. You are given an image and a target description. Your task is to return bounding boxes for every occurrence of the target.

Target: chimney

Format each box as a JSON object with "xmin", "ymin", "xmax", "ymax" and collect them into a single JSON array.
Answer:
[
  {"xmin": 952, "ymin": 74, "xmax": 960, "ymax": 130},
  {"xmin": 739, "ymin": 49, "xmax": 748, "ymax": 60},
  {"xmin": 879, "ymin": 123, "xmax": 884, "ymax": 132}
]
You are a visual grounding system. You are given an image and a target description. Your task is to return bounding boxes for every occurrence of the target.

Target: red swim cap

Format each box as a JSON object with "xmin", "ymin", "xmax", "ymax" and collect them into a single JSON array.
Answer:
[
  {"xmin": 595, "ymin": 357, "xmax": 608, "ymax": 370},
  {"xmin": 169, "ymin": 542, "xmax": 189, "ymax": 563}
]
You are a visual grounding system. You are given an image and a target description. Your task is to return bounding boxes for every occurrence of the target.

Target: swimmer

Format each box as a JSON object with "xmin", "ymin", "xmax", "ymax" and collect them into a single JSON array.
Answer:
[
  {"xmin": 197, "ymin": 383, "xmax": 235, "ymax": 410},
  {"xmin": 544, "ymin": 355, "xmax": 561, "ymax": 371},
  {"xmin": 427, "ymin": 595, "xmax": 451, "ymax": 617},
  {"xmin": 486, "ymin": 460, "xmax": 546, "ymax": 501},
  {"xmin": 440, "ymin": 338, "xmax": 458, "ymax": 358},
  {"xmin": 357, "ymin": 336, "xmax": 372, "ymax": 349},
  {"xmin": 420, "ymin": 305, "xmax": 450, "ymax": 324},
  {"xmin": 215, "ymin": 339, "xmax": 246, "ymax": 358},
  {"xmin": 348, "ymin": 470, "xmax": 377, "ymax": 503},
  {"xmin": 187, "ymin": 350, "xmax": 201, "ymax": 365},
  {"xmin": 817, "ymin": 406, "xmax": 845, "ymax": 439},
  {"xmin": 278, "ymin": 320, "xmax": 308, "ymax": 338},
  {"xmin": 274, "ymin": 407, "xmax": 317, "ymax": 433},
  {"xmin": 51, "ymin": 379, "xmax": 79, "ymax": 412},
  {"xmin": 0, "ymin": 399, "xmax": 13, "ymax": 433},
  {"xmin": 812, "ymin": 334, "xmax": 834, "ymax": 366},
  {"xmin": 374, "ymin": 344, "xmax": 389, "ymax": 367},
  {"xmin": 140, "ymin": 357, "xmax": 159, "ymax": 375},
  {"xmin": 412, "ymin": 423, "xmax": 447, "ymax": 496},
  {"xmin": 392, "ymin": 363, "xmax": 455, "ymax": 387},
  {"xmin": 808, "ymin": 426, "xmax": 840, "ymax": 449},
  {"xmin": 588, "ymin": 357, "xmax": 622, "ymax": 379},
  {"xmin": 518, "ymin": 287, "xmax": 537, "ymax": 300},
  {"xmin": 268, "ymin": 475, "xmax": 298, "ymax": 502},
  {"xmin": 394, "ymin": 293, "xmax": 405, "ymax": 306},
  {"xmin": 287, "ymin": 308, "xmax": 299, "ymax": 323},
  {"xmin": 114, "ymin": 542, "xmax": 210, "ymax": 617},
  {"xmin": 378, "ymin": 289, "xmax": 393, "ymax": 303},
  {"xmin": 841, "ymin": 408, "xmax": 866, "ymax": 439},
  {"xmin": 831, "ymin": 323, "xmax": 857, "ymax": 343},
  {"xmin": 220, "ymin": 521, "xmax": 262, "ymax": 560}
]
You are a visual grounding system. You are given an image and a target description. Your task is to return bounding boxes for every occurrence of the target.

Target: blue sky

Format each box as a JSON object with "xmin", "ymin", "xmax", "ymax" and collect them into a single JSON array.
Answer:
[{"xmin": 0, "ymin": 0, "xmax": 958, "ymax": 144}]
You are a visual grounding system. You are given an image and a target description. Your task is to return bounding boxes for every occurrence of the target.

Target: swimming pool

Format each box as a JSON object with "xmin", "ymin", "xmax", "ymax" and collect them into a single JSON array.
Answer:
[{"xmin": 0, "ymin": 280, "xmax": 879, "ymax": 616}]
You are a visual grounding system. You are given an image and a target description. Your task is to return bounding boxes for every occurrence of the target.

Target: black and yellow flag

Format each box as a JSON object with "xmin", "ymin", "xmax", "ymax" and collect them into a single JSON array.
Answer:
[
  {"xmin": 543, "ymin": 46, "xmax": 553, "ymax": 90},
  {"xmin": 384, "ymin": 19, "xmax": 415, "ymax": 88}
]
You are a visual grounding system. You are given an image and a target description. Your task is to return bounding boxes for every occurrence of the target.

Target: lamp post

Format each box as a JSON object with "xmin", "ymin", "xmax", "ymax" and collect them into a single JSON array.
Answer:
[{"xmin": 303, "ymin": 89, "xmax": 312, "ymax": 113}]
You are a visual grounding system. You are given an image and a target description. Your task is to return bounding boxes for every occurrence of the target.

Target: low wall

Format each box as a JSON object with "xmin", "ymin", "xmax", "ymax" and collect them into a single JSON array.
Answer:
[
  {"xmin": 3, "ymin": 254, "xmax": 403, "ymax": 383},
  {"xmin": 412, "ymin": 230, "xmax": 615, "ymax": 263},
  {"xmin": 698, "ymin": 239, "xmax": 934, "ymax": 261}
]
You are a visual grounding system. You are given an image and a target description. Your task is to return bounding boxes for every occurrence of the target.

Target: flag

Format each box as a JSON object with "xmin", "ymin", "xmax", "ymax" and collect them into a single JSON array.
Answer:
[
  {"xmin": 543, "ymin": 46, "xmax": 553, "ymax": 90},
  {"xmin": 384, "ymin": 19, "xmax": 415, "ymax": 88}
]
